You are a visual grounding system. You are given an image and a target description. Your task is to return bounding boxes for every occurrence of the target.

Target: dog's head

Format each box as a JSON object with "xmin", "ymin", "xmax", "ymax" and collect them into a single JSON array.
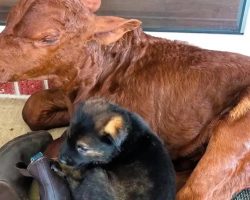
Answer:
[{"xmin": 59, "ymin": 99, "xmax": 130, "ymax": 168}]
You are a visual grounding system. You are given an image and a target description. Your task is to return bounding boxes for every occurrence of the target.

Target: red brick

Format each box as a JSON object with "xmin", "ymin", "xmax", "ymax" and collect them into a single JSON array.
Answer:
[
  {"xmin": 0, "ymin": 82, "xmax": 15, "ymax": 94},
  {"xmin": 18, "ymin": 80, "xmax": 44, "ymax": 95}
]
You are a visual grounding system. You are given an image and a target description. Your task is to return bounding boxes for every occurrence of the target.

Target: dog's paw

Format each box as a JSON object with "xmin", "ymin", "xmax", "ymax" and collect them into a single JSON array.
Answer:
[{"xmin": 50, "ymin": 161, "xmax": 66, "ymax": 177}]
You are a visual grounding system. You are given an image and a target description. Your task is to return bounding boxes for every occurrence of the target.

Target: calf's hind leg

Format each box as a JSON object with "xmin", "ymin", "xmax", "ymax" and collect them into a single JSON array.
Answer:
[
  {"xmin": 176, "ymin": 95, "xmax": 250, "ymax": 200},
  {"xmin": 22, "ymin": 89, "xmax": 73, "ymax": 131}
]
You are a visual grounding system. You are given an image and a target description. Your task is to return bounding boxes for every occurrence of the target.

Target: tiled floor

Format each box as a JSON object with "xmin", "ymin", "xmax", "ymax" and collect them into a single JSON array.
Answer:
[{"xmin": 0, "ymin": 98, "xmax": 65, "ymax": 147}]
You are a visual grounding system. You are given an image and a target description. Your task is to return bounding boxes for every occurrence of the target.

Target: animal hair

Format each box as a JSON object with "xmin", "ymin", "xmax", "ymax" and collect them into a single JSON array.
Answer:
[{"xmin": 58, "ymin": 99, "xmax": 176, "ymax": 200}]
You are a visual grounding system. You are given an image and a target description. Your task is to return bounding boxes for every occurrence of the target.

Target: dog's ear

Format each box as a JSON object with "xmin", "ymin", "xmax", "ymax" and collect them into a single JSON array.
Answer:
[
  {"xmin": 93, "ymin": 16, "xmax": 142, "ymax": 45},
  {"xmin": 102, "ymin": 116, "xmax": 128, "ymax": 147},
  {"xmin": 82, "ymin": 0, "xmax": 101, "ymax": 12}
]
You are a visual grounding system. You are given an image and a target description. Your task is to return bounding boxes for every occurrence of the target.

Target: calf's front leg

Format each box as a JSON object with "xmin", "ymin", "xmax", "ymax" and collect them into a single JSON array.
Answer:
[
  {"xmin": 22, "ymin": 89, "xmax": 73, "ymax": 131},
  {"xmin": 177, "ymin": 96, "xmax": 250, "ymax": 200}
]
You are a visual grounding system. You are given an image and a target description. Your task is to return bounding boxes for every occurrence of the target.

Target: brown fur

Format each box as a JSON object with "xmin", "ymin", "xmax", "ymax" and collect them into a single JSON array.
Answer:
[
  {"xmin": 1, "ymin": 0, "xmax": 250, "ymax": 198},
  {"xmin": 229, "ymin": 96, "xmax": 250, "ymax": 121},
  {"xmin": 177, "ymin": 98, "xmax": 250, "ymax": 199}
]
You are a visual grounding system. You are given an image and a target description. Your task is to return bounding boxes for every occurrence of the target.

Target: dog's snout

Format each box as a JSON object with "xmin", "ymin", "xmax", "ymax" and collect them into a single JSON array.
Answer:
[{"xmin": 59, "ymin": 154, "xmax": 72, "ymax": 165}]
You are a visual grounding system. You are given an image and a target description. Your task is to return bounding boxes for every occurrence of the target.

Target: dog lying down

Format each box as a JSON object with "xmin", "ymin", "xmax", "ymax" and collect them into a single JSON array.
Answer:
[{"xmin": 53, "ymin": 98, "xmax": 176, "ymax": 200}]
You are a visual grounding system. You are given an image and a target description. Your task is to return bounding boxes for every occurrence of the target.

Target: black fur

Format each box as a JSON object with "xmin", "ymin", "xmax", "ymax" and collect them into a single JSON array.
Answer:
[{"xmin": 58, "ymin": 98, "xmax": 176, "ymax": 200}]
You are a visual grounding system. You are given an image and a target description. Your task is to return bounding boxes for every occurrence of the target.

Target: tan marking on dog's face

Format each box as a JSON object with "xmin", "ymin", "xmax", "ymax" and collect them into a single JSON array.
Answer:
[
  {"xmin": 229, "ymin": 97, "xmax": 250, "ymax": 121},
  {"xmin": 103, "ymin": 116, "xmax": 124, "ymax": 138}
]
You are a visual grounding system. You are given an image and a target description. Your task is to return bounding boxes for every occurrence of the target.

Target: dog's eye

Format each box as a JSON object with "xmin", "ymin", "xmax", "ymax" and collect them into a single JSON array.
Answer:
[{"xmin": 76, "ymin": 145, "xmax": 89, "ymax": 153}]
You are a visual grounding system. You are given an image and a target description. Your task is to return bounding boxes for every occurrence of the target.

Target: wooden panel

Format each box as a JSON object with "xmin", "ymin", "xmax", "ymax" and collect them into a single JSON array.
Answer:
[
  {"xmin": 0, "ymin": 0, "xmax": 16, "ymax": 24},
  {"xmin": 0, "ymin": 0, "xmax": 248, "ymax": 33},
  {"xmin": 0, "ymin": 7, "xmax": 8, "ymax": 24},
  {"xmin": 97, "ymin": 0, "xmax": 247, "ymax": 33}
]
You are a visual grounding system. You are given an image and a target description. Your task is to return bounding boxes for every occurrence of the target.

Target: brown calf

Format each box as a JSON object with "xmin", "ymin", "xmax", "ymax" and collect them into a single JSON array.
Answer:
[
  {"xmin": 177, "ymin": 93, "xmax": 250, "ymax": 199},
  {"xmin": 0, "ymin": 0, "xmax": 250, "ymax": 198}
]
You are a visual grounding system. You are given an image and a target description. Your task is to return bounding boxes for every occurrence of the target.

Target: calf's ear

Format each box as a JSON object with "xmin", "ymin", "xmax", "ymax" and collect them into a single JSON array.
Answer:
[
  {"xmin": 82, "ymin": 0, "xmax": 101, "ymax": 12},
  {"xmin": 93, "ymin": 16, "xmax": 142, "ymax": 45}
]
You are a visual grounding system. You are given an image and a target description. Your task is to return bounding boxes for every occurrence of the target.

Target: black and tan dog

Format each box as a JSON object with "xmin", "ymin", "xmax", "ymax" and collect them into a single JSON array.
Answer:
[{"xmin": 56, "ymin": 98, "xmax": 176, "ymax": 200}]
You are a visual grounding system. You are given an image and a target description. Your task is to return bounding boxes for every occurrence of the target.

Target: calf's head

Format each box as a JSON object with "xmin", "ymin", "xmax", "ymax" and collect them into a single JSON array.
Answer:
[{"xmin": 0, "ymin": 0, "xmax": 141, "ymax": 84}]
